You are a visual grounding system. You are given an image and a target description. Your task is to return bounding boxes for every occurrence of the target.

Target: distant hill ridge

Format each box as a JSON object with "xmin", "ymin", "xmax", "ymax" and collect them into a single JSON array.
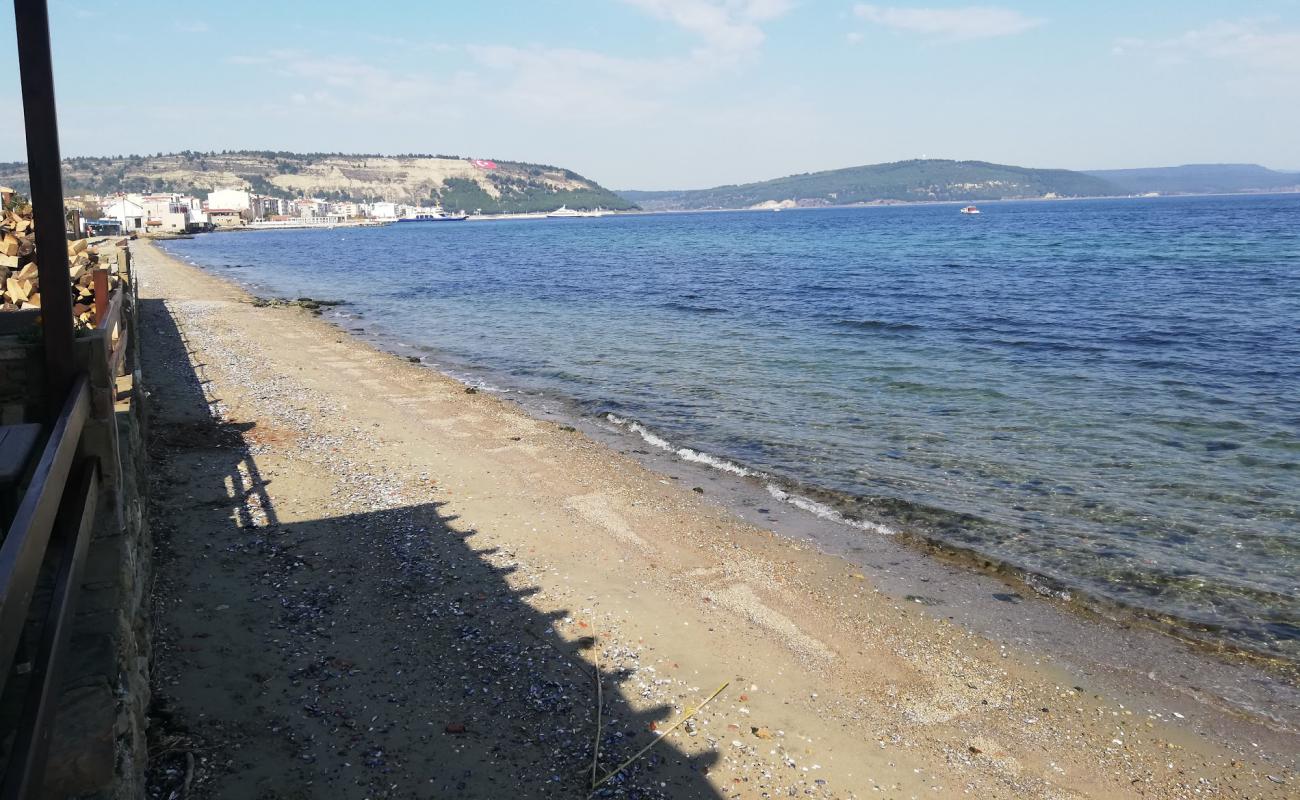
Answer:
[
  {"xmin": 620, "ymin": 159, "xmax": 1300, "ymax": 210},
  {"xmin": 0, "ymin": 151, "xmax": 635, "ymax": 214},
  {"xmin": 618, "ymin": 159, "xmax": 1116, "ymax": 210},
  {"xmin": 1083, "ymin": 163, "xmax": 1300, "ymax": 195}
]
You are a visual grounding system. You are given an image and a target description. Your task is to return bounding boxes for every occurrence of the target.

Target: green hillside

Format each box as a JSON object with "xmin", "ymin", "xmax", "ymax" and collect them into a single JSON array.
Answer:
[{"xmin": 620, "ymin": 159, "xmax": 1120, "ymax": 210}]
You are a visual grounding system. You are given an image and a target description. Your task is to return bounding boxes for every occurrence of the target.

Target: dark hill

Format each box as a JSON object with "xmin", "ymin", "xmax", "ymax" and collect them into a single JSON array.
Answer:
[
  {"xmin": 619, "ymin": 159, "xmax": 1119, "ymax": 210},
  {"xmin": 1083, "ymin": 164, "xmax": 1300, "ymax": 195}
]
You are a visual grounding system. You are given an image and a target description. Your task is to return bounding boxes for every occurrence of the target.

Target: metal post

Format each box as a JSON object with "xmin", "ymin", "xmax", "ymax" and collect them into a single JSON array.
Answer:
[{"xmin": 13, "ymin": 0, "xmax": 76, "ymax": 406}]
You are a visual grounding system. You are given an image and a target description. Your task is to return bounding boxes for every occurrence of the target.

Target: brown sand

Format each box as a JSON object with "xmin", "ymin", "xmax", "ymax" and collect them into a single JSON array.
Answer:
[{"xmin": 137, "ymin": 241, "xmax": 1295, "ymax": 799}]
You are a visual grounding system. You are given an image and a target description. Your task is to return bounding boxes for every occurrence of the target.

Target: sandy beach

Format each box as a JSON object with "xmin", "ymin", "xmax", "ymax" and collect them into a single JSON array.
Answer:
[{"xmin": 136, "ymin": 239, "xmax": 1295, "ymax": 799}]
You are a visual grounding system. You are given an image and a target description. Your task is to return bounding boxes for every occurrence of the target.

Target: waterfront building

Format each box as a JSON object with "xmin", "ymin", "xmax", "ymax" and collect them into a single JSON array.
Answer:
[
  {"xmin": 207, "ymin": 208, "xmax": 246, "ymax": 227},
  {"xmin": 206, "ymin": 187, "xmax": 253, "ymax": 212},
  {"xmin": 369, "ymin": 201, "xmax": 399, "ymax": 219},
  {"xmin": 103, "ymin": 197, "xmax": 146, "ymax": 233}
]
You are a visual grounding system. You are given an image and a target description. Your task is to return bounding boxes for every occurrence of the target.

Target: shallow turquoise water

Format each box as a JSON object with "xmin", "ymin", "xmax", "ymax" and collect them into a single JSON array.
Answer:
[{"xmin": 161, "ymin": 195, "xmax": 1300, "ymax": 659}]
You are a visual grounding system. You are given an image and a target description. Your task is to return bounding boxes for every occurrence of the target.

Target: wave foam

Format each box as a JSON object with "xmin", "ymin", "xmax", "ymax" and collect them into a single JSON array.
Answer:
[
  {"xmin": 606, "ymin": 413, "xmax": 673, "ymax": 451},
  {"xmin": 605, "ymin": 413, "xmax": 895, "ymax": 535},
  {"xmin": 606, "ymin": 414, "xmax": 755, "ymax": 475},
  {"xmin": 675, "ymin": 447, "xmax": 755, "ymax": 477},
  {"xmin": 765, "ymin": 484, "xmax": 896, "ymax": 536}
]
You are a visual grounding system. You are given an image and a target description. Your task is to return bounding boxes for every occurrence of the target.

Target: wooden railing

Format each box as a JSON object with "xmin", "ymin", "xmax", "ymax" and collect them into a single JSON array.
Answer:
[
  {"xmin": 0, "ymin": 376, "xmax": 98, "ymax": 798},
  {"xmin": 0, "ymin": 267, "xmax": 132, "ymax": 797}
]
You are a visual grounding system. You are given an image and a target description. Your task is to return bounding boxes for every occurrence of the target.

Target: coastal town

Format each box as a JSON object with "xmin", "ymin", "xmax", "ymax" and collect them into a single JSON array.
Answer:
[{"xmin": 77, "ymin": 188, "xmax": 451, "ymax": 236}]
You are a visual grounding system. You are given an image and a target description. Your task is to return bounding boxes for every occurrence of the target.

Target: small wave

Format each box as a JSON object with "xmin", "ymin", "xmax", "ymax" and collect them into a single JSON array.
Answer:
[
  {"xmin": 835, "ymin": 319, "xmax": 922, "ymax": 332},
  {"xmin": 986, "ymin": 338, "xmax": 1108, "ymax": 354},
  {"xmin": 765, "ymin": 484, "xmax": 897, "ymax": 536},
  {"xmin": 606, "ymin": 413, "xmax": 674, "ymax": 451},
  {"xmin": 662, "ymin": 301, "xmax": 728, "ymax": 314},
  {"xmin": 605, "ymin": 413, "xmax": 901, "ymax": 534},
  {"xmin": 606, "ymin": 413, "xmax": 757, "ymax": 476},
  {"xmin": 676, "ymin": 447, "xmax": 755, "ymax": 476},
  {"xmin": 1116, "ymin": 331, "xmax": 1180, "ymax": 347}
]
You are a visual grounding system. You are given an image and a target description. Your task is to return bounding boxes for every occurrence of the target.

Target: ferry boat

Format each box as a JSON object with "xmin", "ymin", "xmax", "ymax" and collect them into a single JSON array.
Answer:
[
  {"xmin": 397, "ymin": 207, "xmax": 468, "ymax": 222},
  {"xmin": 546, "ymin": 205, "xmax": 584, "ymax": 218},
  {"xmin": 959, "ymin": 205, "xmax": 981, "ymax": 215}
]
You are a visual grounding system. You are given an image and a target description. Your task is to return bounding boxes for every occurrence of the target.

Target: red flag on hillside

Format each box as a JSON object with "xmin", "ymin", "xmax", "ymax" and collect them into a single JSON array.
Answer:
[{"xmin": 471, "ymin": 159, "xmax": 497, "ymax": 169}]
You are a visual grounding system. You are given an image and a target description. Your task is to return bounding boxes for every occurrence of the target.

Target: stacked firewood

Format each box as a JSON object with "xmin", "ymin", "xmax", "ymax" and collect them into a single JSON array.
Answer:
[{"xmin": 0, "ymin": 200, "xmax": 118, "ymax": 331}]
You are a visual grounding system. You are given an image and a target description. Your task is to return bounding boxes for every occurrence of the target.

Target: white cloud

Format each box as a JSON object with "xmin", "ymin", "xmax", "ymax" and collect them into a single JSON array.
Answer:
[
  {"xmin": 228, "ymin": 49, "xmax": 468, "ymax": 123},
  {"xmin": 623, "ymin": 0, "xmax": 794, "ymax": 57},
  {"xmin": 852, "ymin": 4, "xmax": 1043, "ymax": 42},
  {"xmin": 465, "ymin": 45, "xmax": 678, "ymax": 121},
  {"xmin": 1114, "ymin": 20, "xmax": 1300, "ymax": 74}
]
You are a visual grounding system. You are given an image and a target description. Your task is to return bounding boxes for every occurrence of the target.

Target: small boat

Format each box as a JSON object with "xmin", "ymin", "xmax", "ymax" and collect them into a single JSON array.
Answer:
[
  {"xmin": 960, "ymin": 205, "xmax": 981, "ymax": 215},
  {"xmin": 547, "ymin": 205, "xmax": 584, "ymax": 218}
]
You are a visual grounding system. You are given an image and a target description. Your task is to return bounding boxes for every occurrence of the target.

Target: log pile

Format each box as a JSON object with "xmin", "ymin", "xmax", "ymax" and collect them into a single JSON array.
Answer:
[{"xmin": 0, "ymin": 200, "xmax": 119, "ymax": 331}]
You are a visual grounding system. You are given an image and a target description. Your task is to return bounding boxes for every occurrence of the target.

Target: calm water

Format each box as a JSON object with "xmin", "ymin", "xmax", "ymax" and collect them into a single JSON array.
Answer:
[{"xmin": 161, "ymin": 196, "xmax": 1300, "ymax": 660}]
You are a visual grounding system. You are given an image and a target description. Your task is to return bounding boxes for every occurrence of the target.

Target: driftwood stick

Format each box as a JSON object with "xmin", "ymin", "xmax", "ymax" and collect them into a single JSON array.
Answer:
[{"xmin": 589, "ymin": 681, "xmax": 729, "ymax": 795}]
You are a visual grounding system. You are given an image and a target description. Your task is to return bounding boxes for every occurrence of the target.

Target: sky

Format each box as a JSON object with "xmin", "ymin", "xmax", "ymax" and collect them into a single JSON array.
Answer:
[{"xmin": 0, "ymin": 1, "xmax": 1298, "ymax": 189}]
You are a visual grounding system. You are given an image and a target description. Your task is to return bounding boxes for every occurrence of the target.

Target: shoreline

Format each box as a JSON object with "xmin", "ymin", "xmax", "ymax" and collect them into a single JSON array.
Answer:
[
  {"xmin": 155, "ymin": 188, "xmax": 1300, "ymax": 240},
  {"xmin": 157, "ymin": 234, "xmax": 1300, "ymax": 684},
  {"xmin": 617, "ymin": 189, "xmax": 1300, "ymax": 214},
  {"xmin": 138, "ymin": 239, "xmax": 1297, "ymax": 797}
]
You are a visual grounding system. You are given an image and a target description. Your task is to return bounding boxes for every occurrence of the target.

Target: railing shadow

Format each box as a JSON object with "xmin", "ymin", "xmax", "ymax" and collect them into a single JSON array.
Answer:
[{"xmin": 139, "ymin": 297, "xmax": 724, "ymax": 799}]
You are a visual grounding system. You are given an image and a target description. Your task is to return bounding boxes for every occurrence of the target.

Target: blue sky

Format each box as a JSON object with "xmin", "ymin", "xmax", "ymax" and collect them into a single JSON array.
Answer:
[{"xmin": 1, "ymin": 1, "xmax": 1298, "ymax": 189}]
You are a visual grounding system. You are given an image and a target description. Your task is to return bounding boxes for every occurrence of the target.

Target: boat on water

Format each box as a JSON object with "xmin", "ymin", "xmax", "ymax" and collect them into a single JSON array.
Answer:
[
  {"xmin": 960, "ymin": 205, "xmax": 981, "ymax": 215},
  {"xmin": 547, "ymin": 205, "xmax": 606, "ymax": 218},
  {"xmin": 397, "ymin": 207, "xmax": 468, "ymax": 222}
]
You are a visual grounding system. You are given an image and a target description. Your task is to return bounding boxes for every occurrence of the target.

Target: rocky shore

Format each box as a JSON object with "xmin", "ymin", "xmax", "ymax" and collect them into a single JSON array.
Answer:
[{"xmin": 136, "ymin": 241, "xmax": 1295, "ymax": 799}]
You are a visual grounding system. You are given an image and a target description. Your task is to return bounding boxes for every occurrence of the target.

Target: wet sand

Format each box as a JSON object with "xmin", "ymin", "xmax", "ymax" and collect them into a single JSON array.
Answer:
[{"xmin": 137, "ymin": 240, "xmax": 1295, "ymax": 799}]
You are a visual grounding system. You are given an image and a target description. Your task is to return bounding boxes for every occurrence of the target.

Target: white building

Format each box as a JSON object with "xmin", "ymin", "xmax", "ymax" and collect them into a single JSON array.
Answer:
[
  {"xmin": 253, "ymin": 195, "xmax": 289, "ymax": 219},
  {"xmin": 297, "ymin": 198, "xmax": 330, "ymax": 219},
  {"xmin": 104, "ymin": 198, "xmax": 146, "ymax": 233},
  {"xmin": 206, "ymin": 188, "xmax": 253, "ymax": 213},
  {"xmin": 183, "ymin": 196, "xmax": 210, "ymax": 229},
  {"xmin": 368, "ymin": 201, "xmax": 398, "ymax": 219},
  {"xmin": 139, "ymin": 193, "xmax": 191, "ymax": 232}
]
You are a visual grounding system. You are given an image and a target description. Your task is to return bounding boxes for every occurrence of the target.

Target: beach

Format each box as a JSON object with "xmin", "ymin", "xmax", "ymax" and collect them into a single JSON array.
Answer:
[{"xmin": 137, "ymin": 239, "xmax": 1296, "ymax": 799}]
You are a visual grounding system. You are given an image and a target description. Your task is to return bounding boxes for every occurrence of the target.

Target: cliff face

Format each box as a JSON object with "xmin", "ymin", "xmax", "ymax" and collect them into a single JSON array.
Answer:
[{"xmin": 0, "ymin": 152, "xmax": 636, "ymax": 213}]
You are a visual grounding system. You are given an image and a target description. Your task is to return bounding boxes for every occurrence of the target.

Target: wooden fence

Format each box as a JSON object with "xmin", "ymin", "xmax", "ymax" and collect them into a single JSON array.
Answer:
[{"xmin": 0, "ymin": 256, "xmax": 134, "ymax": 798}]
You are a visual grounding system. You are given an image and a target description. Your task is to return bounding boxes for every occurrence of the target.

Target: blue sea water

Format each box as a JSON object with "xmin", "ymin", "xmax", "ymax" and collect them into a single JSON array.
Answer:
[{"xmin": 160, "ymin": 195, "xmax": 1300, "ymax": 661}]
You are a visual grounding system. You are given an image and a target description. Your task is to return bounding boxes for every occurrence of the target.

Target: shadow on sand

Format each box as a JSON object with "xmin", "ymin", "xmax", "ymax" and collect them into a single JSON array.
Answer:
[{"xmin": 139, "ymin": 297, "xmax": 724, "ymax": 799}]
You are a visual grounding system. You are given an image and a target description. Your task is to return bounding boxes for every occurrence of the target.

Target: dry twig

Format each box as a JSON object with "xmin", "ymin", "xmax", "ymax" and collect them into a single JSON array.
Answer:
[{"xmin": 588, "ymin": 681, "xmax": 729, "ymax": 795}]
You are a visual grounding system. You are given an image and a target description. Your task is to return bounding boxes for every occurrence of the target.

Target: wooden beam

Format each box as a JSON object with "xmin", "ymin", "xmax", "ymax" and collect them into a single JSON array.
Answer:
[
  {"xmin": 92, "ymin": 268, "xmax": 108, "ymax": 326},
  {"xmin": 13, "ymin": 0, "xmax": 76, "ymax": 406},
  {"xmin": 0, "ymin": 376, "xmax": 89, "ymax": 701},
  {"xmin": 0, "ymin": 459, "xmax": 98, "ymax": 800}
]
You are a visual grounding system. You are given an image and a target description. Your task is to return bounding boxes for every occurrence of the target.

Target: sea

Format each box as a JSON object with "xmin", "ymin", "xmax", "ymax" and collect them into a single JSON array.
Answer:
[{"xmin": 159, "ymin": 194, "xmax": 1300, "ymax": 664}]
